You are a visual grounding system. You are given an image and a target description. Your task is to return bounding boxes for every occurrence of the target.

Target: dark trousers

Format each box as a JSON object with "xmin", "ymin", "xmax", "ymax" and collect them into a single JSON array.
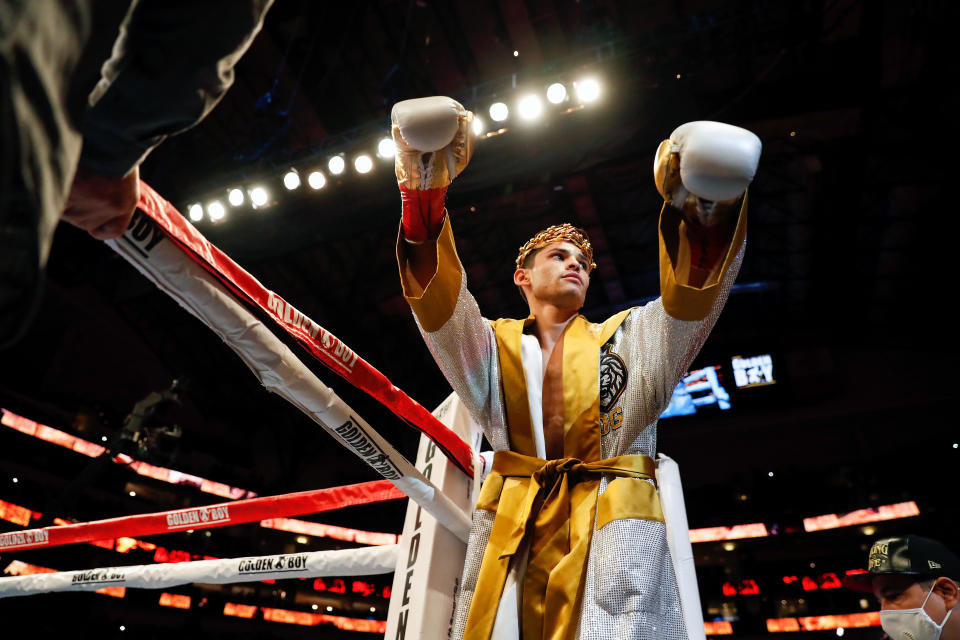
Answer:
[
  {"xmin": 1, "ymin": 0, "xmax": 271, "ymax": 347},
  {"xmin": 0, "ymin": 0, "xmax": 93, "ymax": 347}
]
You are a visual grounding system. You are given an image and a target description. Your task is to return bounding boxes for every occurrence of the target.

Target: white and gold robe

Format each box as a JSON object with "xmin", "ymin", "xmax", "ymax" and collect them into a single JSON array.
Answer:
[{"xmin": 396, "ymin": 198, "xmax": 747, "ymax": 640}]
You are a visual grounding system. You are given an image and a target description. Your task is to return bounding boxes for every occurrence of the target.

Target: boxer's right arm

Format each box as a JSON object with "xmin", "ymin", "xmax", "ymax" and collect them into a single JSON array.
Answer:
[
  {"xmin": 392, "ymin": 96, "xmax": 474, "ymax": 288},
  {"xmin": 398, "ymin": 219, "xmax": 509, "ymax": 451},
  {"xmin": 392, "ymin": 99, "xmax": 509, "ymax": 448}
]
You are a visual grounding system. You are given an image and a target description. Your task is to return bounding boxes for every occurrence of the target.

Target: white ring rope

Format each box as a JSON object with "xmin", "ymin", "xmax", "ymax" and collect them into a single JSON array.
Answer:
[
  {"xmin": 105, "ymin": 212, "xmax": 471, "ymax": 542},
  {"xmin": 0, "ymin": 545, "xmax": 397, "ymax": 598}
]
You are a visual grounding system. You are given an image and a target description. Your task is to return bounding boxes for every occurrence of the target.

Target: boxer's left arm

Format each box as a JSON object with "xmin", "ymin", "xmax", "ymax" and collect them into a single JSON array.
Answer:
[
  {"xmin": 62, "ymin": 0, "xmax": 274, "ymax": 239},
  {"xmin": 635, "ymin": 121, "xmax": 761, "ymax": 419},
  {"xmin": 653, "ymin": 121, "xmax": 760, "ymax": 306}
]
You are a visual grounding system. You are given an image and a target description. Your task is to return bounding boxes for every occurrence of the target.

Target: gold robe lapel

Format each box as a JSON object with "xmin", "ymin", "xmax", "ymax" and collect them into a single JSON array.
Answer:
[{"xmin": 466, "ymin": 309, "xmax": 632, "ymax": 640}]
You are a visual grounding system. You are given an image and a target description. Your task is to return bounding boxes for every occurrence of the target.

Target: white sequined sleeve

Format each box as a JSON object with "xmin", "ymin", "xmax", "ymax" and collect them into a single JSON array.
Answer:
[
  {"xmin": 397, "ymin": 218, "xmax": 511, "ymax": 451},
  {"xmin": 631, "ymin": 200, "xmax": 748, "ymax": 424}
]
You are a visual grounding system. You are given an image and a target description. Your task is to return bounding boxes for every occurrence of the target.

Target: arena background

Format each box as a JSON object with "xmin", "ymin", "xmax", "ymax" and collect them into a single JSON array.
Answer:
[{"xmin": 0, "ymin": 0, "xmax": 952, "ymax": 637}]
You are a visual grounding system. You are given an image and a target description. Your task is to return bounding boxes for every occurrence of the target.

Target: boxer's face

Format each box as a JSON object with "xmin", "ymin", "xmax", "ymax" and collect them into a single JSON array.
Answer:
[{"xmin": 515, "ymin": 241, "xmax": 591, "ymax": 311}]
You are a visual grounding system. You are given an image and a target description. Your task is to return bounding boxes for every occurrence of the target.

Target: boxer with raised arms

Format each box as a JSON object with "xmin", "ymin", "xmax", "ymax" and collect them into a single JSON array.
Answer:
[{"xmin": 392, "ymin": 95, "xmax": 760, "ymax": 640}]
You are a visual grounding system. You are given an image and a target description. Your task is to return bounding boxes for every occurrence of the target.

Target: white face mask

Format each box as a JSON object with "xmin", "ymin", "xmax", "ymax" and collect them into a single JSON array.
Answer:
[{"xmin": 880, "ymin": 582, "xmax": 952, "ymax": 640}]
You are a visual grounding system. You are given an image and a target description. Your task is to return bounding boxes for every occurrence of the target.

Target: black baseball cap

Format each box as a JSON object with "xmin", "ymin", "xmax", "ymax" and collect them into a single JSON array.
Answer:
[{"xmin": 844, "ymin": 535, "xmax": 960, "ymax": 592}]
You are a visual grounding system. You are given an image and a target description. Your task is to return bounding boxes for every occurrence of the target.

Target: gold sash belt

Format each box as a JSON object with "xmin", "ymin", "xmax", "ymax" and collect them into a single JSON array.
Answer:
[{"xmin": 463, "ymin": 451, "xmax": 660, "ymax": 640}]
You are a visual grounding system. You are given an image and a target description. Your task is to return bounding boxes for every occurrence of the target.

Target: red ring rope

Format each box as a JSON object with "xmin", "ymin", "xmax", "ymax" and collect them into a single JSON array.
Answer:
[
  {"xmin": 0, "ymin": 480, "xmax": 403, "ymax": 553},
  {"xmin": 133, "ymin": 183, "xmax": 474, "ymax": 476}
]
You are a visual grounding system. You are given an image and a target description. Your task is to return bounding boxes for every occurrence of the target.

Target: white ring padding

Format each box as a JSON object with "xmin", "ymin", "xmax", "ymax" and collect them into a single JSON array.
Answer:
[
  {"xmin": 105, "ymin": 223, "xmax": 471, "ymax": 543},
  {"xmin": 0, "ymin": 545, "xmax": 397, "ymax": 598},
  {"xmin": 657, "ymin": 454, "xmax": 707, "ymax": 640}
]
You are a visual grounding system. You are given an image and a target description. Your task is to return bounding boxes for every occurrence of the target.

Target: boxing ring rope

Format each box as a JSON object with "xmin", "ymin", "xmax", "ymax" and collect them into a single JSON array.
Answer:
[
  {"xmin": 0, "ymin": 480, "xmax": 403, "ymax": 553},
  {"xmin": 130, "ymin": 182, "xmax": 473, "ymax": 477},
  {"xmin": 0, "ymin": 184, "xmax": 482, "ymax": 608},
  {"xmin": 106, "ymin": 184, "xmax": 472, "ymax": 542},
  {"xmin": 0, "ymin": 545, "xmax": 398, "ymax": 598}
]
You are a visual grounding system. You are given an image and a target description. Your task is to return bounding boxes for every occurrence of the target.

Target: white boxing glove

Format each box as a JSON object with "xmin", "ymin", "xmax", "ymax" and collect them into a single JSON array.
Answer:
[
  {"xmin": 655, "ymin": 121, "xmax": 761, "ymax": 225},
  {"xmin": 392, "ymin": 96, "xmax": 465, "ymax": 152},
  {"xmin": 391, "ymin": 96, "xmax": 474, "ymax": 190}
]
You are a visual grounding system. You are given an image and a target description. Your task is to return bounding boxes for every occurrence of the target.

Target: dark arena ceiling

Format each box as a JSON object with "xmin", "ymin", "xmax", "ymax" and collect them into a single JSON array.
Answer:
[{"xmin": 0, "ymin": 1, "xmax": 953, "ymax": 637}]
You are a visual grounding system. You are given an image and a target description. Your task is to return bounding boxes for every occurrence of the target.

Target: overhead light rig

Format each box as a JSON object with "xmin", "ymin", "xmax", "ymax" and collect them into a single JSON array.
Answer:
[{"xmin": 184, "ymin": 73, "xmax": 605, "ymax": 226}]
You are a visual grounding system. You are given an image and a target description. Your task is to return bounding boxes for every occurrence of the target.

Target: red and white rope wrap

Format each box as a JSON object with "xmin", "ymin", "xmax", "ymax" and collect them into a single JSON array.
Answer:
[
  {"xmin": 0, "ymin": 546, "xmax": 397, "ymax": 598},
  {"xmin": 132, "ymin": 182, "xmax": 473, "ymax": 477},
  {"xmin": 0, "ymin": 481, "xmax": 402, "ymax": 553},
  {"xmin": 106, "ymin": 188, "xmax": 471, "ymax": 542}
]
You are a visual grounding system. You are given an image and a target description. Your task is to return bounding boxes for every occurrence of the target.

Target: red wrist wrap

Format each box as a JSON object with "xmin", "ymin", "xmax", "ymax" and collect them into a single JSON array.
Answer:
[
  {"xmin": 400, "ymin": 185, "xmax": 448, "ymax": 243},
  {"xmin": 687, "ymin": 219, "xmax": 732, "ymax": 270}
]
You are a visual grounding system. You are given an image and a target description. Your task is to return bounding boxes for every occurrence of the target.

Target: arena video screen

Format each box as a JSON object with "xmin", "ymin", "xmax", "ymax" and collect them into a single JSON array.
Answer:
[
  {"xmin": 660, "ymin": 365, "xmax": 731, "ymax": 418},
  {"xmin": 731, "ymin": 354, "xmax": 776, "ymax": 388},
  {"xmin": 660, "ymin": 353, "xmax": 777, "ymax": 419}
]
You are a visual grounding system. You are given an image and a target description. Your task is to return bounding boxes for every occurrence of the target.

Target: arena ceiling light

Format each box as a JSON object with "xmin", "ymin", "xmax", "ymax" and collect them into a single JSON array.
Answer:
[
  {"xmin": 249, "ymin": 186, "xmax": 269, "ymax": 208},
  {"xmin": 489, "ymin": 102, "xmax": 509, "ymax": 122},
  {"xmin": 207, "ymin": 200, "xmax": 225, "ymax": 222},
  {"xmin": 377, "ymin": 137, "xmax": 395, "ymax": 158},
  {"xmin": 187, "ymin": 78, "xmax": 607, "ymax": 212},
  {"xmin": 517, "ymin": 95, "xmax": 543, "ymax": 120},
  {"xmin": 307, "ymin": 171, "xmax": 326, "ymax": 190},
  {"xmin": 227, "ymin": 188, "xmax": 244, "ymax": 207},
  {"xmin": 283, "ymin": 169, "xmax": 301, "ymax": 190},
  {"xmin": 546, "ymin": 82, "xmax": 567, "ymax": 104},
  {"xmin": 354, "ymin": 154, "xmax": 373, "ymax": 174},
  {"xmin": 574, "ymin": 78, "xmax": 601, "ymax": 103},
  {"xmin": 328, "ymin": 155, "xmax": 345, "ymax": 175}
]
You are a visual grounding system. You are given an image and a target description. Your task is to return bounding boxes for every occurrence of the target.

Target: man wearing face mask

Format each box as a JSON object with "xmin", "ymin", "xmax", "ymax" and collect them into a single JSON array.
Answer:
[{"xmin": 845, "ymin": 535, "xmax": 960, "ymax": 640}]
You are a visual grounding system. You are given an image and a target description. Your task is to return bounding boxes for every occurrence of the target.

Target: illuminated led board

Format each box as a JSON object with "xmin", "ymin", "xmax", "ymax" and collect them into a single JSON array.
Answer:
[{"xmin": 731, "ymin": 354, "xmax": 775, "ymax": 388}]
